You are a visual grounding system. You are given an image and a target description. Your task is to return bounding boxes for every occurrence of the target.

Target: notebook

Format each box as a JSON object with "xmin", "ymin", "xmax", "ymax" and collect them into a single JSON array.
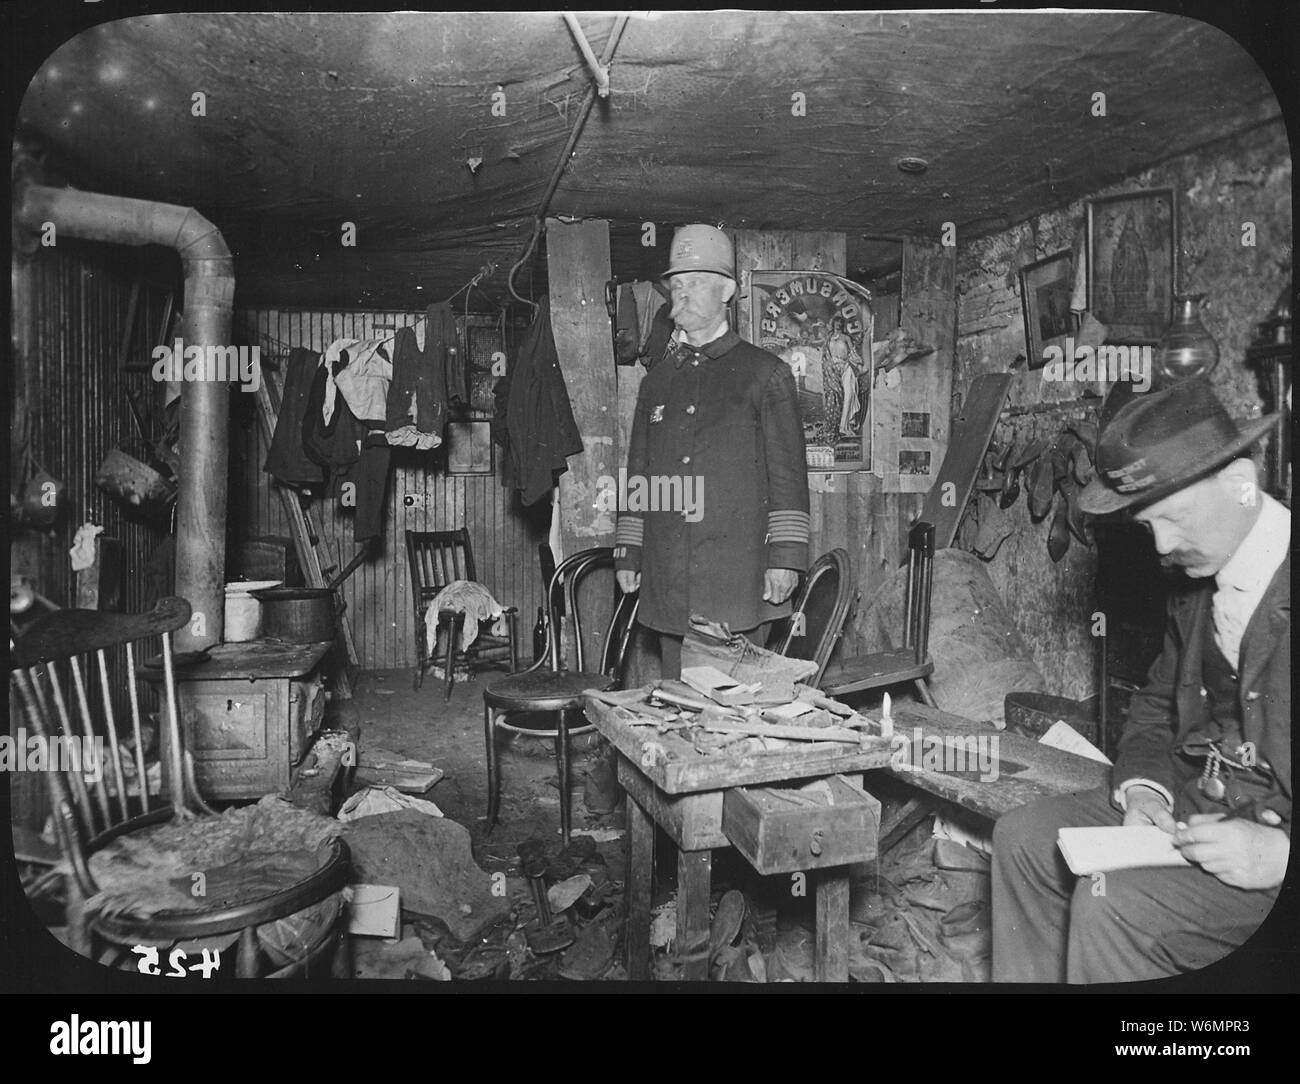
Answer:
[{"xmin": 1057, "ymin": 826, "xmax": 1191, "ymax": 876}]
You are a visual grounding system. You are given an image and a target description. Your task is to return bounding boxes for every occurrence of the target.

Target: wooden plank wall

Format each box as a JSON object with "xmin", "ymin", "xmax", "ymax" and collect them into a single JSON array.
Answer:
[
  {"xmin": 11, "ymin": 241, "xmax": 174, "ymax": 830},
  {"xmin": 732, "ymin": 229, "xmax": 923, "ymax": 655},
  {"xmin": 547, "ymin": 219, "xmax": 616, "ymax": 667},
  {"xmin": 235, "ymin": 309, "xmax": 551, "ymax": 672}
]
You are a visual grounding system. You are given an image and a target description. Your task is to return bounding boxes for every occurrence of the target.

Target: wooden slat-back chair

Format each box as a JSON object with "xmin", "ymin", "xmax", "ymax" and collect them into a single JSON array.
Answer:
[
  {"xmin": 9, "ymin": 597, "xmax": 350, "ymax": 978},
  {"xmin": 406, "ymin": 528, "xmax": 519, "ymax": 699},
  {"xmin": 819, "ymin": 521, "xmax": 938, "ymax": 705}
]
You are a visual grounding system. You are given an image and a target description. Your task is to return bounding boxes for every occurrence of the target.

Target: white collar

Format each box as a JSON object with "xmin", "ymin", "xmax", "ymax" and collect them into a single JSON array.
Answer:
[
  {"xmin": 673, "ymin": 317, "xmax": 729, "ymax": 349},
  {"xmin": 1216, "ymin": 492, "xmax": 1290, "ymax": 594}
]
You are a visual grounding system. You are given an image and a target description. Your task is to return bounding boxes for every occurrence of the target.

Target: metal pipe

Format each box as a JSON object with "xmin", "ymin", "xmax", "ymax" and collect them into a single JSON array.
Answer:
[
  {"xmin": 563, "ymin": 13, "xmax": 610, "ymax": 97},
  {"xmin": 16, "ymin": 184, "xmax": 234, "ymax": 651},
  {"xmin": 508, "ymin": 14, "xmax": 629, "ymax": 309}
]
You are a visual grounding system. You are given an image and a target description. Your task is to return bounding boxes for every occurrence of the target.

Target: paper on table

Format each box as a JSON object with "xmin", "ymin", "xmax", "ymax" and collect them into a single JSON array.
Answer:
[
  {"xmin": 1057, "ymin": 826, "xmax": 1191, "ymax": 876},
  {"xmin": 1039, "ymin": 720, "xmax": 1112, "ymax": 765},
  {"xmin": 680, "ymin": 664, "xmax": 742, "ymax": 692}
]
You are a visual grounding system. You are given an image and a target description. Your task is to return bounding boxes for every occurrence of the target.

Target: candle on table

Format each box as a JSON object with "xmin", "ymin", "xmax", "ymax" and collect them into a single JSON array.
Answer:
[{"xmin": 879, "ymin": 691, "xmax": 894, "ymax": 738}]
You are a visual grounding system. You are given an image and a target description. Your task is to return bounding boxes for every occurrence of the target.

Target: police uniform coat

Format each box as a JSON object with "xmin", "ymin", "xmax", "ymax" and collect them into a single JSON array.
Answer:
[
  {"xmin": 615, "ymin": 328, "xmax": 810, "ymax": 635},
  {"xmin": 1115, "ymin": 554, "xmax": 1291, "ymax": 833}
]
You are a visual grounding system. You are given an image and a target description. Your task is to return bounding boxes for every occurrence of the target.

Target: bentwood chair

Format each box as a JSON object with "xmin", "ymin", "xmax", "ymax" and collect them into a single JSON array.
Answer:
[
  {"xmin": 771, "ymin": 548, "xmax": 854, "ymax": 688},
  {"xmin": 407, "ymin": 528, "xmax": 519, "ymax": 699},
  {"xmin": 818, "ymin": 521, "xmax": 938, "ymax": 706},
  {"xmin": 9, "ymin": 597, "xmax": 351, "ymax": 978},
  {"xmin": 483, "ymin": 548, "xmax": 640, "ymax": 846}
]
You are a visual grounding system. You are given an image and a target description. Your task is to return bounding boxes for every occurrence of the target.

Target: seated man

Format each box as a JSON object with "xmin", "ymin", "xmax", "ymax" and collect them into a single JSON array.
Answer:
[{"xmin": 992, "ymin": 377, "xmax": 1289, "ymax": 983}]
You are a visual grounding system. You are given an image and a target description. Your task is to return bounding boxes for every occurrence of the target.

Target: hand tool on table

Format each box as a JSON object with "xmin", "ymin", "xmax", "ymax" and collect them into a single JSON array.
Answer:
[
  {"xmin": 792, "ymin": 686, "xmax": 854, "ymax": 717},
  {"xmin": 687, "ymin": 720, "xmax": 865, "ymax": 744}
]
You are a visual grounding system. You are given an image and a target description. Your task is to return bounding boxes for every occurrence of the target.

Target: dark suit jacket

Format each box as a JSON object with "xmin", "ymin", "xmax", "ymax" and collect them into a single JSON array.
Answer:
[
  {"xmin": 615, "ymin": 329, "xmax": 810, "ymax": 635},
  {"xmin": 1114, "ymin": 554, "xmax": 1291, "ymax": 833},
  {"xmin": 500, "ymin": 295, "xmax": 584, "ymax": 507}
]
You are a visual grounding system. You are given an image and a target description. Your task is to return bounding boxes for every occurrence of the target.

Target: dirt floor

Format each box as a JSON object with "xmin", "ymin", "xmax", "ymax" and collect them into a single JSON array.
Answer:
[
  {"xmin": 18, "ymin": 661, "xmax": 993, "ymax": 983},
  {"xmin": 336, "ymin": 666, "xmax": 994, "ymax": 984}
]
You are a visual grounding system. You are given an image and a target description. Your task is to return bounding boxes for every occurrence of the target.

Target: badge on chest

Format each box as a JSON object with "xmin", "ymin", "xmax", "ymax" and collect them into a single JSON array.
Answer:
[{"xmin": 650, "ymin": 404, "xmax": 665, "ymax": 424}]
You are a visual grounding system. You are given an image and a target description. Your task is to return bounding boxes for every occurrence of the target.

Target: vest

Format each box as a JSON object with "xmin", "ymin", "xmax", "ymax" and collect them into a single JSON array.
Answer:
[{"xmin": 1177, "ymin": 624, "xmax": 1276, "ymax": 818}]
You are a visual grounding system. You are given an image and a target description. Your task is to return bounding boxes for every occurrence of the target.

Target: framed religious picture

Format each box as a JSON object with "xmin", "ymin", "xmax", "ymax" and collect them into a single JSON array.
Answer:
[
  {"xmin": 1087, "ymin": 188, "xmax": 1176, "ymax": 344},
  {"xmin": 1019, "ymin": 250, "xmax": 1075, "ymax": 370},
  {"xmin": 749, "ymin": 270, "xmax": 873, "ymax": 470}
]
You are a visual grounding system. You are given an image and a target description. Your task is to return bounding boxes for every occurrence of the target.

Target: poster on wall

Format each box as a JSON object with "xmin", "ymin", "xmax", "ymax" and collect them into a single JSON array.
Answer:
[{"xmin": 749, "ymin": 270, "xmax": 873, "ymax": 470}]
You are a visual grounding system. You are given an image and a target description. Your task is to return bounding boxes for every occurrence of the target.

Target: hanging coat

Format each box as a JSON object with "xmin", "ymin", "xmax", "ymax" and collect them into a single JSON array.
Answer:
[
  {"xmin": 502, "ymin": 295, "xmax": 584, "ymax": 506},
  {"xmin": 387, "ymin": 301, "xmax": 462, "ymax": 445}
]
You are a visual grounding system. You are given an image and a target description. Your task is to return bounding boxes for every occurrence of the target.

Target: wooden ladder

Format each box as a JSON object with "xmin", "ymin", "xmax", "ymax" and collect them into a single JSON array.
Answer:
[{"xmin": 251, "ymin": 365, "xmax": 360, "ymax": 699}]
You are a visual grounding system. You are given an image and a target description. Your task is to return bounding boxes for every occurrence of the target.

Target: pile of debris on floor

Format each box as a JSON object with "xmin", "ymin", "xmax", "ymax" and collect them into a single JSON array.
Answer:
[
  {"xmin": 648, "ymin": 812, "xmax": 991, "ymax": 983},
  {"xmin": 346, "ymin": 814, "xmax": 627, "ymax": 981}
]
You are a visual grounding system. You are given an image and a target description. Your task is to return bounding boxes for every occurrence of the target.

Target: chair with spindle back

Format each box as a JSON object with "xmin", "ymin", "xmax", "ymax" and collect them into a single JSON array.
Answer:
[
  {"xmin": 817, "ymin": 521, "xmax": 938, "ymax": 705},
  {"xmin": 9, "ymin": 597, "xmax": 350, "ymax": 978},
  {"xmin": 407, "ymin": 528, "xmax": 519, "ymax": 699},
  {"xmin": 482, "ymin": 548, "xmax": 639, "ymax": 846},
  {"xmin": 771, "ymin": 548, "xmax": 854, "ymax": 688}
]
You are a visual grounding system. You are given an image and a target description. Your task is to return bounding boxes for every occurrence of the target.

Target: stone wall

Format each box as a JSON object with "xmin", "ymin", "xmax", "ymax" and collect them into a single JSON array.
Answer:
[{"xmin": 952, "ymin": 120, "xmax": 1291, "ymax": 698}]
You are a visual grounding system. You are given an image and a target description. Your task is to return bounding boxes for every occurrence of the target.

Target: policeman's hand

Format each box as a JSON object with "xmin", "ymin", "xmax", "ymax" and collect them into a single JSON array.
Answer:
[
  {"xmin": 1173, "ymin": 815, "xmax": 1289, "ymax": 890},
  {"xmin": 616, "ymin": 570, "xmax": 641, "ymax": 594},
  {"xmin": 763, "ymin": 568, "xmax": 799, "ymax": 605},
  {"xmin": 1122, "ymin": 786, "xmax": 1178, "ymax": 833}
]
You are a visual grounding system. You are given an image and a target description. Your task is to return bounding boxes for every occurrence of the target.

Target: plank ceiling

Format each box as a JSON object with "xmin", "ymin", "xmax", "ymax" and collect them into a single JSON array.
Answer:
[{"xmin": 15, "ymin": 10, "xmax": 1282, "ymax": 310}]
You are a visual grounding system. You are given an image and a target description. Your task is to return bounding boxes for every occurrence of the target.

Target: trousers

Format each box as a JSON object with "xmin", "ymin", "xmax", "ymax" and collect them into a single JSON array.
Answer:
[{"xmin": 991, "ymin": 786, "xmax": 1279, "ymax": 983}]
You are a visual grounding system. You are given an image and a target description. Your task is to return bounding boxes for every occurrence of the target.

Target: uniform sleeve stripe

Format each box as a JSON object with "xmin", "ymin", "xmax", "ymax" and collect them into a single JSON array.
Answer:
[
  {"xmin": 615, "ymin": 518, "xmax": 644, "ymax": 546},
  {"xmin": 766, "ymin": 510, "xmax": 810, "ymax": 542}
]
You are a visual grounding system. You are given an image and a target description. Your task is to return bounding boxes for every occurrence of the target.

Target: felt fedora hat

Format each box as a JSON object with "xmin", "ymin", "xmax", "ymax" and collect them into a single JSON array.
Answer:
[{"xmin": 1078, "ymin": 375, "xmax": 1279, "ymax": 515}]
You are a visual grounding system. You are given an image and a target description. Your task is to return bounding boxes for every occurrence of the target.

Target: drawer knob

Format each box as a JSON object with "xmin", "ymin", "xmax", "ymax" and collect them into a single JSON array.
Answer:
[{"xmin": 809, "ymin": 829, "xmax": 824, "ymax": 857}]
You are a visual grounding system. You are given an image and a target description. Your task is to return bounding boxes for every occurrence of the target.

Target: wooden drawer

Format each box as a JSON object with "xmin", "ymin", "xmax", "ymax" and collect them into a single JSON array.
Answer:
[{"xmin": 723, "ymin": 775, "xmax": 880, "ymax": 875}]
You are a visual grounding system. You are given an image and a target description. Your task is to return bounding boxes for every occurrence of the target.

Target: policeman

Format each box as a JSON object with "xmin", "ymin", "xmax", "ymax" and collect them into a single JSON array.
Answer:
[{"xmin": 613, "ymin": 224, "xmax": 811, "ymax": 678}]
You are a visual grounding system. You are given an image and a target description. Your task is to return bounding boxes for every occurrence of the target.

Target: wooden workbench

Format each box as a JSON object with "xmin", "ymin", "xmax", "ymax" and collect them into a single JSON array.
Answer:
[
  {"xmin": 586, "ymin": 688, "xmax": 1110, "ymax": 983},
  {"xmin": 585, "ymin": 688, "xmax": 894, "ymax": 982},
  {"xmin": 875, "ymin": 701, "xmax": 1110, "ymax": 817}
]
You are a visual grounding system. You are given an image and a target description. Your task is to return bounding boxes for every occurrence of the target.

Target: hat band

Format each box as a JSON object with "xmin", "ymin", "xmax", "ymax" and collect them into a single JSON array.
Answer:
[{"xmin": 1102, "ymin": 415, "xmax": 1240, "ymax": 494}]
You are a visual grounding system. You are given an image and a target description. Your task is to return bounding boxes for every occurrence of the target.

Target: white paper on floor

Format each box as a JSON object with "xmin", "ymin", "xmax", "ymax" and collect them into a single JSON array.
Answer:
[
  {"xmin": 571, "ymin": 828, "xmax": 624, "ymax": 842},
  {"xmin": 338, "ymin": 785, "xmax": 443, "ymax": 822},
  {"xmin": 650, "ymin": 900, "xmax": 676, "ymax": 949}
]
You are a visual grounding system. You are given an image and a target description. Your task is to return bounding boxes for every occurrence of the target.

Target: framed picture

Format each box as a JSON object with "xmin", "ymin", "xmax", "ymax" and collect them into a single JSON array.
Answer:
[
  {"xmin": 749, "ymin": 270, "xmax": 873, "ymax": 470},
  {"xmin": 445, "ymin": 420, "xmax": 494, "ymax": 475},
  {"xmin": 1087, "ymin": 188, "xmax": 1176, "ymax": 343},
  {"xmin": 1019, "ymin": 251, "xmax": 1075, "ymax": 370}
]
